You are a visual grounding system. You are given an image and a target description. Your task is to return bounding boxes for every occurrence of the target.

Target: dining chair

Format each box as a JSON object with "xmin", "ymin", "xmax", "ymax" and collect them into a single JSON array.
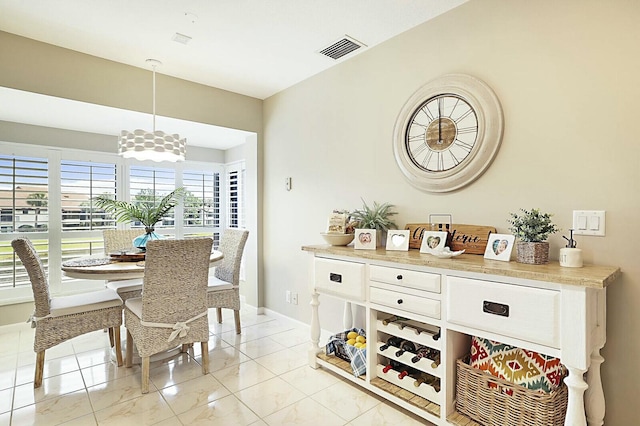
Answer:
[
  {"xmin": 124, "ymin": 237, "xmax": 213, "ymax": 393},
  {"xmin": 102, "ymin": 229, "xmax": 143, "ymax": 302},
  {"xmin": 11, "ymin": 237, "xmax": 124, "ymax": 388},
  {"xmin": 207, "ymin": 228, "xmax": 249, "ymax": 334}
]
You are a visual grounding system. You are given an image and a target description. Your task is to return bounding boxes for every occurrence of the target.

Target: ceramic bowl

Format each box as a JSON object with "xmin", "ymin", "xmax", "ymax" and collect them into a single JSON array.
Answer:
[{"xmin": 320, "ymin": 232, "xmax": 355, "ymax": 246}]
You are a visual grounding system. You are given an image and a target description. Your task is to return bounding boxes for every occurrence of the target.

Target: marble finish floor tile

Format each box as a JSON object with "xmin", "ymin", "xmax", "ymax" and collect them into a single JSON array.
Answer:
[
  {"xmin": 160, "ymin": 374, "xmax": 230, "ymax": 414},
  {"xmin": 0, "ymin": 308, "xmax": 426, "ymax": 425},
  {"xmin": 235, "ymin": 376, "xmax": 306, "ymax": 418},
  {"xmin": 177, "ymin": 394, "xmax": 259, "ymax": 426},
  {"xmin": 211, "ymin": 360, "xmax": 275, "ymax": 393}
]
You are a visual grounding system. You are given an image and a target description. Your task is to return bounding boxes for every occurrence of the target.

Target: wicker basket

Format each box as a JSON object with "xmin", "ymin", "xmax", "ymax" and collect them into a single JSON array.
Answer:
[
  {"xmin": 516, "ymin": 241, "xmax": 549, "ymax": 265},
  {"xmin": 456, "ymin": 357, "xmax": 567, "ymax": 426}
]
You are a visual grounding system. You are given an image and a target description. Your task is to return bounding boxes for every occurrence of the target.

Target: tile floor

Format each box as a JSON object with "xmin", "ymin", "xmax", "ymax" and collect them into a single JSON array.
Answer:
[{"xmin": 0, "ymin": 308, "xmax": 427, "ymax": 425}]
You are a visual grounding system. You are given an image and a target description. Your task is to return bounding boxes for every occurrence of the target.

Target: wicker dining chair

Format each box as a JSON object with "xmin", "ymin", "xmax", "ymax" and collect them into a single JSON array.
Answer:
[
  {"xmin": 102, "ymin": 229, "xmax": 144, "ymax": 302},
  {"xmin": 124, "ymin": 238, "xmax": 213, "ymax": 393},
  {"xmin": 11, "ymin": 237, "xmax": 124, "ymax": 388},
  {"xmin": 207, "ymin": 228, "xmax": 249, "ymax": 334}
]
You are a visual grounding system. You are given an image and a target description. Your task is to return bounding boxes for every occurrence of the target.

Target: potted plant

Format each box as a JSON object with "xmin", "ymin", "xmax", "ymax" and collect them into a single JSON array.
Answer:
[
  {"xmin": 350, "ymin": 199, "xmax": 398, "ymax": 246},
  {"xmin": 507, "ymin": 208, "xmax": 559, "ymax": 264},
  {"xmin": 95, "ymin": 187, "xmax": 186, "ymax": 250}
]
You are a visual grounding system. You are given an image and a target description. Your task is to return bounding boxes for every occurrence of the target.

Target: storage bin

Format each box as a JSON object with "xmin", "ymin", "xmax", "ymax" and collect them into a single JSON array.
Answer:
[{"xmin": 455, "ymin": 357, "xmax": 567, "ymax": 426}]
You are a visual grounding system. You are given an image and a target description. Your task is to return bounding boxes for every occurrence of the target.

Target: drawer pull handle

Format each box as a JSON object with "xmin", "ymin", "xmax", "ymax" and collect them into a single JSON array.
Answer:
[
  {"xmin": 329, "ymin": 273, "xmax": 342, "ymax": 283},
  {"xmin": 396, "ymin": 274, "xmax": 403, "ymax": 280},
  {"xmin": 397, "ymin": 299, "xmax": 403, "ymax": 304},
  {"xmin": 483, "ymin": 300, "xmax": 509, "ymax": 317}
]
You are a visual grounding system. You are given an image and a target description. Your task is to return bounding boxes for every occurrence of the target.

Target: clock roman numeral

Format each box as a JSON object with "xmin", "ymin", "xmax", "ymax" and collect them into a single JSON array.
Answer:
[
  {"xmin": 457, "ymin": 126, "xmax": 477, "ymax": 135},
  {"xmin": 454, "ymin": 139, "xmax": 474, "ymax": 152},
  {"xmin": 454, "ymin": 108, "xmax": 474, "ymax": 123}
]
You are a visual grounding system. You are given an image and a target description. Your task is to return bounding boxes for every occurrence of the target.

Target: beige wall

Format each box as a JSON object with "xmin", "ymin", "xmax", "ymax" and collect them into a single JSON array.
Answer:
[{"xmin": 263, "ymin": 0, "xmax": 639, "ymax": 424}]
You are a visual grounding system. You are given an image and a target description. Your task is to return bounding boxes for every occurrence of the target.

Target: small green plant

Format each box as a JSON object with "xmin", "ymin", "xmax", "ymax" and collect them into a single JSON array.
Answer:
[
  {"xmin": 350, "ymin": 199, "xmax": 398, "ymax": 232},
  {"xmin": 507, "ymin": 208, "xmax": 559, "ymax": 242},
  {"xmin": 95, "ymin": 187, "xmax": 186, "ymax": 232}
]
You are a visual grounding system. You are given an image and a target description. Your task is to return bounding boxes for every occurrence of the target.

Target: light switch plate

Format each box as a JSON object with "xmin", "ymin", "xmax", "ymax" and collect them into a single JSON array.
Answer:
[{"xmin": 572, "ymin": 210, "xmax": 606, "ymax": 236}]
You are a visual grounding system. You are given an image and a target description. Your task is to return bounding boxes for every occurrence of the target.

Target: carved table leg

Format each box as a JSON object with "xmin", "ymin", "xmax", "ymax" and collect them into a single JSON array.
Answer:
[
  {"xmin": 309, "ymin": 291, "xmax": 321, "ymax": 368},
  {"xmin": 585, "ymin": 348, "xmax": 605, "ymax": 426},
  {"xmin": 565, "ymin": 366, "xmax": 589, "ymax": 426}
]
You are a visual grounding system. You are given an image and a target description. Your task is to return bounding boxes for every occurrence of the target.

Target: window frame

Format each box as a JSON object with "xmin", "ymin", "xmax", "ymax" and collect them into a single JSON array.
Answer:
[{"xmin": 0, "ymin": 142, "xmax": 226, "ymax": 305}]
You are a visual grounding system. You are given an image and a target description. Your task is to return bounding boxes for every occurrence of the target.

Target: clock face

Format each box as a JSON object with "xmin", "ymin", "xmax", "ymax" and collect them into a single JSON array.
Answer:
[
  {"xmin": 393, "ymin": 74, "xmax": 503, "ymax": 193},
  {"xmin": 405, "ymin": 94, "xmax": 478, "ymax": 172}
]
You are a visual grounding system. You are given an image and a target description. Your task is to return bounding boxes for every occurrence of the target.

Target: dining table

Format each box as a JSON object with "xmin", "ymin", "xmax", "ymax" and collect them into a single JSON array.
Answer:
[{"xmin": 61, "ymin": 250, "xmax": 224, "ymax": 280}]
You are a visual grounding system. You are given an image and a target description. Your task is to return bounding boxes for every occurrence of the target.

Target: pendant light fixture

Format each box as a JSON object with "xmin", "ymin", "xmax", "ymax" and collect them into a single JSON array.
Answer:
[{"xmin": 118, "ymin": 59, "xmax": 186, "ymax": 162}]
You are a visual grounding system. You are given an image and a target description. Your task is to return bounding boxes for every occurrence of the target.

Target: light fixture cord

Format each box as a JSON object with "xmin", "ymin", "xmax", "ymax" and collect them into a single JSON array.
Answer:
[{"xmin": 152, "ymin": 64, "xmax": 157, "ymax": 133}]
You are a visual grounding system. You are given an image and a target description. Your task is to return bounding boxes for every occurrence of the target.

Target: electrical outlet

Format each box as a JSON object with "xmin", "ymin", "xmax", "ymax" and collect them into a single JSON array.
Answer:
[
  {"xmin": 291, "ymin": 292, "xmax": 298, "ymax": 305},
  {"xmin": 286, "ymin": 290, "xmax": 291, "ymax": 303}
]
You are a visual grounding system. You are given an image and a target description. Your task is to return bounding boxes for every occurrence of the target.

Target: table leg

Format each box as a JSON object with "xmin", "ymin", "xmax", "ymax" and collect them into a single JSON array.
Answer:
[
  {"xmin": 565, "ymin": 365, "xmax": 589, "ymax": 426},
  {"xmin": 309, "ymin": 291, "xmax": 321, "ymax": 368},
  {"xmin": 585, "ymin": 348, "xmax": 605, "ymax": 426}
]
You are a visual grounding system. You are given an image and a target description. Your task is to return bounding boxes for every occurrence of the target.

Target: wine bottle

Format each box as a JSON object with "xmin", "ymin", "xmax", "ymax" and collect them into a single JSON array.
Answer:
[
  {"xmin": 411, "ymin": 345, "xmax": 438, "ymax": 363},
  {"xmin": 412, "ymin": 373, "xmax": 441, "ymax": 392},
  {"xmin": 395, "ymin": 340, "xmax": 416, "ymax": 357},
  {"xmin": 432, "ymin": 330, "xmax": 441, "ymax": 341},
  {"xmin": 382, "ymin": 359, "xmax": 402, "ymax": 374},
  {"xmin": 380, "ymin": 336, "xmax": 403, "ymax": 351}
]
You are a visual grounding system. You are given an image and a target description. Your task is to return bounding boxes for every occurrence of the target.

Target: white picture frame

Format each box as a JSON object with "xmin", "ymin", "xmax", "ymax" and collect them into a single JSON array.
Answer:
[
  {"xmin": 484, "ymin": 233, "xmax": 515, "ymax": 261},
  {"xmin": 386, "ymin": 230, "xmax": 410, "ymax": 251},
  {"xmin": 355, "ymin": 229, "xmax": 377, "ymax": 250},
  {"xmin": 419, "ymin": 231, "xmax": 448, "ymax": 254}
]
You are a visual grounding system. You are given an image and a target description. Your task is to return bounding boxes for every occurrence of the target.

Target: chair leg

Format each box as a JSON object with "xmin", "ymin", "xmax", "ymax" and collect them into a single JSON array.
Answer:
[
  {"xmin": 125, "ymin": 330, "xmax": 133, "ymax": 368},
  {"xmin": 34, "ymin": 350, "xmax": 45, "ymax": 388},
  {"xmin": 108, "ymin": 328, "xmax": 115, "ymax": 347},
  {"xmin": 141, "ymin": 356, "xmax": 150, "ymax": 394},
  {"xmin": 201, "ymin": 341, "xmax": 209, "ymax": 374},
  {"xmin": 234, "ymin": 310, "xmax": 241, "ymax": 334},
  {"xmin": 113, "ymin": 327, "xmax": 123, "ymax": 367},
  {"xmin": 216, "ymin": 308, "xmax": 222, "ymax": 324},
  {"xmin": 181, "ymin": 344, "xmax": 189, "ymax": 353}
]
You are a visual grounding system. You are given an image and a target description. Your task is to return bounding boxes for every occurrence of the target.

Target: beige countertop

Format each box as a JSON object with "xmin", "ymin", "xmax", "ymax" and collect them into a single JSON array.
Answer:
[{"xmin": 302, "ymin": 245, "xmax": 620, "ymax": 289}]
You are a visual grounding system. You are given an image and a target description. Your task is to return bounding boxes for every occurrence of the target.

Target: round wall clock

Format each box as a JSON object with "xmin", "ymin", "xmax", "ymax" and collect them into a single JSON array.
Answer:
[{"xmin": 392, "ymin": 74, "xmax": 504, "ymax": 193}]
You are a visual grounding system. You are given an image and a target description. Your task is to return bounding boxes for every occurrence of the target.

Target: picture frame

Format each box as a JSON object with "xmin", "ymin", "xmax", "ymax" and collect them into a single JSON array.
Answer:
[
  {"xmin": 386, "ymin": 230, "xmax": 410, "ymax": 251},
  {"xmin": 419, "ymin": 231, "xmax": 448, "ymax": 254},
  {"xmin": 355, "ymin": 229, "xmax": 377, "ymax": 250},
  {"xmin": 484, "ymin": 233, "xmax": 515, "ymax": 262}
]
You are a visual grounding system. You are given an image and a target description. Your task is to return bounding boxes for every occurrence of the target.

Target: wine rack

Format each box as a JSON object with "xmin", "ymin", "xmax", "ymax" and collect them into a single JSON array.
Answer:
[{"xmin": 374, "ymin": 314, "xmax": 442, "ymax": 406}]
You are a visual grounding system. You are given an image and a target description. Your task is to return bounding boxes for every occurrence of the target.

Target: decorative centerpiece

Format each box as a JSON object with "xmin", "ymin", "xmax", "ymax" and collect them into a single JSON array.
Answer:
[
  {"xmin": 507, "ymin": 208, "xmax": 559, "ymax": 264},
  {"xmin": 95, "ymin": 188, "xmax": 185, "ymax": 250},
  {"xmin": 350, "ymin": 199, "xmax": 398, "ymax": 247}
]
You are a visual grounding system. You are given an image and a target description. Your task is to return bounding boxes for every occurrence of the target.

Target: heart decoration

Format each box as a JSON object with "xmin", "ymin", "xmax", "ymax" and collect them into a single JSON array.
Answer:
[
  {"xmin": 493, "ymin": 239, "xmax": 509, "ymax": 255},
  {"xmin": 359, "ymin": 232, "xmax": 372, "ymax": 244},
  {"xmin": 391, "ymin": 234, "xmax": 406, "ymax": 247},
  {"xmin": 426, "ymin": 236, "xmax": 441, "ymax": 249}
]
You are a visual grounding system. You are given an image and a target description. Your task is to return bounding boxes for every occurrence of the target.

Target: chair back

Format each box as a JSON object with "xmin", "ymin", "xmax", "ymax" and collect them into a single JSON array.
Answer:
[
  {"xmin": 214, "ymin": 229, "xmax": 249, "ymax": 285},
  {"xmin": 11, "ymin": 238, "xmax": 51, "ymax": 318},
  {"xmin": 141, "ymin": 238, "xmax": 213, "ymax": 324},
  {"xmin": 103, "ymin": 229, "xmax": 141, "ymax": 254}
]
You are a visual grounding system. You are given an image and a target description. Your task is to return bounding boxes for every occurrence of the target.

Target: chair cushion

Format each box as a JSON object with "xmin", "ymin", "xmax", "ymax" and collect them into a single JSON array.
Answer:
[
  {"xmin": 207, "ymin": 276, "xmax": 234, "ymax": 292},
  {"xmin": 124, "ymin": 297, "xmax": 143, "ymax": 319},
  {"xmin": 50, "ymin": 289, "xmax": 122, "ymax": 317},
  {"xmin": 106, "ymin": 278, "xmax": 143, "ymax": 294}
]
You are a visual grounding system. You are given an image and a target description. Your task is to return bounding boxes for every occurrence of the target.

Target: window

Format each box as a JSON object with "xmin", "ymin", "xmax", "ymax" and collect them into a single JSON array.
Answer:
[
  {"xmin": 129, "ymin": 166, "xmax": 176, "ymax": 230},
  {"xmin": 0, "ymin": 155, "xmax": 48, "ymax": 291},
  {"xmin": 0, "ymin": 142, "xmax": 238, "ymax": 304},
  {"xmin": 61, "ymin": 160, "xmax": 117, "ymax": 231},
  {"xmin": 226, "ymin": 162, "xmax": 246, "ymax": 229}
]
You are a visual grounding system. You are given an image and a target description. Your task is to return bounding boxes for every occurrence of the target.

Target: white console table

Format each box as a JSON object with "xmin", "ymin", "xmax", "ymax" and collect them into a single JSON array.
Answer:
[{"xmin": 303, "ymin": 245, "xmax": 620, "ymax": 426}]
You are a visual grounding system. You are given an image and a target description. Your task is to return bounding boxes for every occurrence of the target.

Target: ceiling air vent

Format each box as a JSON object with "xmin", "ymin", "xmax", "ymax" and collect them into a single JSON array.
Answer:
[{"xmin": 319, "ymin": 36, "xmax": 365, "ymax": 60}]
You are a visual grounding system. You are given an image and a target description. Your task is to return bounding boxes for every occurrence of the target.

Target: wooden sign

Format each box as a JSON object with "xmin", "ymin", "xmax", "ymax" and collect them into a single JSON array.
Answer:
[{"xmin": 405, "ymin": 223, "xmax": 497, "ymax": 255}]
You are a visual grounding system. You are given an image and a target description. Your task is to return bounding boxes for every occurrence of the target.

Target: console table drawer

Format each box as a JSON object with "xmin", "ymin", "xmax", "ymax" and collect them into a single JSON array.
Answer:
[
  {"xmin": 446, "ymin": 276, "xmax": 560, "ymax": 348},
  {"xmin": 370, "ymin": 286, "xmax": 440, "ymax": 319},
  {"xmin": 314, "ymin": 258, "xmax": 365, "ymax": 300},
  {"xmin": 370, "ymin": 265, "xmax": 440, "ymax": 293}
]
